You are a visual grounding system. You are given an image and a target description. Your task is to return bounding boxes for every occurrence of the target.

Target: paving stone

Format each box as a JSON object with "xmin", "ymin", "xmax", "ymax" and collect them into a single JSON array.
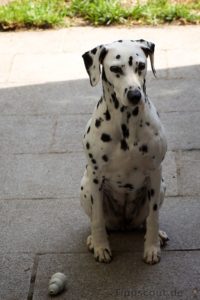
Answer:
[
  {"xmin": 9, "ymin": 53, "xmax": 86, "ymax": 84},
  {"xmin": 148, "ymin": 78, "xmax": 200, "ymax": 113},
  {"xmin": 1, "ymin": 197, "xmax": 199, "ymax": 255},
  {"xmin": 0, "ymin": 148, "xmax": 177, "ymax": 200},
  {"xmin": 177, "ymin": 151, "xmax": 200, "ymax": 196},
  {"xmin": 161, "ymin": 111, "xmax": 200, "ymax": 150},
  {"xmin": 167, "ymin": 49, "xmax": 200, "ymax": 78},
  {"xmin": 1, "ymin": 75, "xmax": 199, "ymax": 117},
  {"xmin": 0, "ymin": 109, "xmax": 199, "ymax": 155},
  {"xmin": 0, "ymin": 253, "xmax": 33, "ymax": 300},
  {"xmin": 32, "ymin": 251, "xmax": 200, "ymax": 300},
  {"xmin": 0, "ymin": 80, "xmax": 99, "ymax": 115},
  {"xmin": 0, "ymin": 114, "xmax": 87, "ymax": 154},
  {"xmin": 162, "ymin": 151, "xmax": 177, "ymax": 196},
  {"xmin": 0, "ymin": 29, "xmax": 66, "ymax": 55},
  {"xmin": 0, "ymin": 54, "xmax": 13, "ymax": 83},
  {"xmin": 0, "ymin": 198, "xmax": 89, "ymax": 253},
  {"xmin": 0, "ymin": 152, "xmax": 86, "ymax": 199}
]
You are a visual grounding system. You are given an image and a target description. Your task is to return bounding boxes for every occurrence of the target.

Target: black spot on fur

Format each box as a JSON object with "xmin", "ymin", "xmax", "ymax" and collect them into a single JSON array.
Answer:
[
  {"xmin": 97, "ymin": 97, "xmax": 103, "ymax": 108},
  {"xmin": 132, "ymin": 106, "xmax": 139, "ymax": 116},
  {"xmin": 86, "ymin": 142, "xmax": 90, "ymax": 149},
  {"xmin": 151, "ymin": 189, "xmax": 155, "ymax": 197},
  {"xmin": 104, "ymin": 109, "xmax": 111, "ymax": 120},
  {"xmin": 120, "ymin": 106, "xmax": 125, "ymax": 112},
  {"xmin": 116, "ymin": 55, "xmax": 120, "ymax": 59},
  {"xmin": 111, "ymin": 93, "xmax": 119, "ymax": 109},
  {"xmin": 87, "ymin": 126, "xmax": 91, "ymax": 134},
  {"xmin": 92, "ymin": 159, "xmax": 97, "ymax": 164},
  {"xmin": 99, "ymin": 48, "xmax": 108, "ymax": 63},
  {"xmin": 95, "ymin": 118, "xmax": 103, "ymax": 128},
  {"xmin": 121, "ymin": 139, "xmax": 129, "ymax": 151},
  {"xmin": 101, "ymin": 133, "xmax": 112, "ymax": 142},
  {"xmin": 82, "ymin": 52, "xmax": 93, "ymax": 71},
  {"xmin": 121, "ymin": 124, "xmax": 129, "ymax": 138},
  {"xmin": 102, "ymin": 67, "xmax": 108, "ymax": 82},
  {"xmin": 102, "ymin": 155, "xmax": 108, "ymax": 162},
  {"xmin": 94, "ymin": 166, "xmax": 98, "ymax": 170},
  {"xmin": 153, "ymin": 204, "xmax": 158, "ymax": 211},
  {"xmin": 93, "ymin": 179, "xmax": 99, "ymax": 184},
  {"xmin": 91, "ymin": 195, "xmax": 94, "ymax": 204},
  {"xmin": 146, "ymin": 122, "xmax": 150, "ymax": 126},
  {"xmin": 124, "ymin": 183, "xmax": 134, "ymax": 190},
  {"xmin": 81, "ymin": 186, "xmax": 83, "ymax": 190},
  {"xmin": 139, "ymin": 144, "xmax": 148, "ymax": 153},
  {"xmin": 118, "ymin": 40, "xmax": 123, "ymax": 43},
  {"xmin": 127, "ymin": 112, "xmax": 131, "ymax": 122},
  {"xmin": 89, "ymin": 153, "xmax": 93, "ymax": 158},
  {"xmin": 91, "ymin": 47, "xmax": 97, "ymax": 55},
  {"xmin": 148, "ymin": 190, "xmax": 151, "ymax": 201},
  {"xmin": 128, "ymin": 56, "xmax": 133, "ymax": 66}
]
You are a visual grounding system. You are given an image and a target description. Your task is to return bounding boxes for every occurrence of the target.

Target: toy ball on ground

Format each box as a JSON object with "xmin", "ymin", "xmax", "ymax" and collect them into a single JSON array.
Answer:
[{"xmin": 48, "ymin": 272, "xmax": 67, "ymax": 296}]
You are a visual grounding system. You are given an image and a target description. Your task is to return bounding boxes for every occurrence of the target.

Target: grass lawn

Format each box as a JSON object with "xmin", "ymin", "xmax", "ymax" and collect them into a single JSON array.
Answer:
[{"xmin": 0, "ymin": 0, "xmax": 199, "ymax": 30}]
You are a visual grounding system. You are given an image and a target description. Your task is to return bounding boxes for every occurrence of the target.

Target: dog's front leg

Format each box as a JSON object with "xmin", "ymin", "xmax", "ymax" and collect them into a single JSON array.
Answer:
[
  {"xmin": 88, "ymin": 179, "xmax": 112, "ymax": 263},
  {"xmin": 143, "ymin": 167, "xmax": 162, "ymax": 265}
]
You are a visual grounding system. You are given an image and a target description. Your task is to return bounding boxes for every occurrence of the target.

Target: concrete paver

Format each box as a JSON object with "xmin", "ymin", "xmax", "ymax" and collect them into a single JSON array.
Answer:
[
  {"xmin": 33, "ymin": 252, "xmax": 200, "ymax": 300},
  {"xmin": 0, "ymin": 25, "xmax": 200, "ymax": 300},
  {"xmin": 0, "ymin": 254, "xmax": 34, "ymax": 300}
]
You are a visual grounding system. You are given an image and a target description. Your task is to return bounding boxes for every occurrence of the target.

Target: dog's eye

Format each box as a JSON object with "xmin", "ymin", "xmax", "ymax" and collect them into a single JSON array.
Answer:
[
  {"xmin": 138, "ymin": 62, "xmax": 146, "ymax": 71},
  {"xmin": 110, "ymin": 66, "xmax": 123, "ymax": 75}
]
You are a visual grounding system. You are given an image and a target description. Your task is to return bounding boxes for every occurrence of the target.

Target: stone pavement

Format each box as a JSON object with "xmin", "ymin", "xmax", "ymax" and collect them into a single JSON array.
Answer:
[{"xmin": 0, "ymin": 26, "xmax": 200, "ymax": 300}]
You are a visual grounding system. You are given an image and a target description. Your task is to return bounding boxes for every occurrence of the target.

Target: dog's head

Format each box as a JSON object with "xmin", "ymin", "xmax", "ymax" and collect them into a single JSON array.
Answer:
[{"xmin": 82, "ymin": 39, "xmax": 156, "ymax": 107}]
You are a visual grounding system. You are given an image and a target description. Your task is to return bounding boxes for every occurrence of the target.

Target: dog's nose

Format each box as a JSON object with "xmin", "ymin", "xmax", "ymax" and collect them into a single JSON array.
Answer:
[{"xmin": 127, "ymin": 89, "xmax": 141, "ymax": 105}]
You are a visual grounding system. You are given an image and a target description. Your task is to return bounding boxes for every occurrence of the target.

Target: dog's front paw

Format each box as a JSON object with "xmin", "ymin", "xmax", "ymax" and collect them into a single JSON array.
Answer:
[
  {"xmin": 87, "ymin": 235, "xmax": 112, "ymax": 263},
  {"xmin": 143, "ymin": 245, "xmax": 161, "ymax": 265},
  {"xmin": 94, "ymin": 246, "xmax": 112, "ymax": 263}
]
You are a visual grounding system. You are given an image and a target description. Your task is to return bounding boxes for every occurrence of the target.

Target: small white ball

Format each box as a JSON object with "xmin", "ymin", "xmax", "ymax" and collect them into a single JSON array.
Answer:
[{"xmin": 48, "ymin": 272, "xmax": 67, "ymax": 296}]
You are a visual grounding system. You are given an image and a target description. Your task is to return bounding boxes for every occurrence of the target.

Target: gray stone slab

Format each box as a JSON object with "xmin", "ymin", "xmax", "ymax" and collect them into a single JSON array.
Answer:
[
  {"xmin": 0, "ymin": 76, "xmax": 199, "ymax": 117},
  {"xmin": 0, "ymin": 80, "xmax": 100, "ymax": 116},
  {"xmin": 147, "ymin": 78, "xmax": 200, "ymax": 113},
  {"xmin": 162, "ymin": 151, "xmax": 177, "ymax": 197},
  {"xmin": 0, "ymin": 198, "xmax": 89, "ymax": 253},
  {"xmin": 0, "ymin": 114, "xmax": 87, "ymax": 154},
  {"xmin": 177, "ymin": 151, "xmax": 200, "ymax": 196},
  {"xmin": 161, "ymin": 112, "xmax": 200, "ymax": 151},
  {"xmin": 160, "ymin": 197, "xmax": 200, "ymax": 250},
  {"xmin": 0, "ymin": 197, "xmax": 199, "ymax": 254},
  {"xmin": 0, "ymin": 152, "xmax": 86, "ymax": 199},
  {"xmin": 33, "ymin": 252, "xmax": 200, "ymax": 300},
  {"xmin": 0, "ymin": 110, "xmax": 199, "ymax": 155},
  {"xmin": 0, "ymin": 253, "xmax": 33, "ymax": 300},
  {"xmin": 0, "ymin": 149, "xmax": 177, "ymax": 200}
]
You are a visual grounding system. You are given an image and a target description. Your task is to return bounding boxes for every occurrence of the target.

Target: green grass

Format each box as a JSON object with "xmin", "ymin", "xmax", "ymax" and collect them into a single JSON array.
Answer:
[
  {"xmin": 0, "ymin": 0, "xmax": 68, "ymax": 30},
  {"xmin": 0, "ymin": 0, "xmax": 199, "ymax": 30}
]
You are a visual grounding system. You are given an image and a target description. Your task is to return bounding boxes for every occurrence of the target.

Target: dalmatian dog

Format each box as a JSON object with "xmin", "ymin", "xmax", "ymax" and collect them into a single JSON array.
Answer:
[{"xmin": 80, "ymin": 39, "xmax": 168, "ymax": 265}]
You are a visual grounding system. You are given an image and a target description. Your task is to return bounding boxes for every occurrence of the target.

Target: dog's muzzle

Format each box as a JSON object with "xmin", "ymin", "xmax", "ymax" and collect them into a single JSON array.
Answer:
[{"xmin": 127, "ymin": 89, "xmax": 141, "ymax": 105}]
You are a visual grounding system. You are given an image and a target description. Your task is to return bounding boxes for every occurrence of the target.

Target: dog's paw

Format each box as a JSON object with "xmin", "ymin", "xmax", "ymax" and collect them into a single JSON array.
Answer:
[
  {"xmin": 87, "ymin": 235, "xmax": 112, "ymax": 263},
  {"xmin": 143, "ymin": 245, "xmax": 161, "ymax": 265},
  {"xmin": 87, "ymin": 235, "xmax": 94, "ymax": 252},
  {"xmin": 94, "ymin": 246, "xmax": 113, "ymax": 263},
  {"xmin": 159, "ymin": 230, "xmax": 169, "ymax": 247}
]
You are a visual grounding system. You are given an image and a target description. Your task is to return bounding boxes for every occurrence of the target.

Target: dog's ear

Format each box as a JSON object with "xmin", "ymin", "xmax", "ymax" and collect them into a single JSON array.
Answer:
[
  {"xmin": 136, "ymin": 39, "xmax": 156, "ymax": 77},
  {"xmin": 82, "ymin": 45, "xmax": 108, "ymax": 86}
]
